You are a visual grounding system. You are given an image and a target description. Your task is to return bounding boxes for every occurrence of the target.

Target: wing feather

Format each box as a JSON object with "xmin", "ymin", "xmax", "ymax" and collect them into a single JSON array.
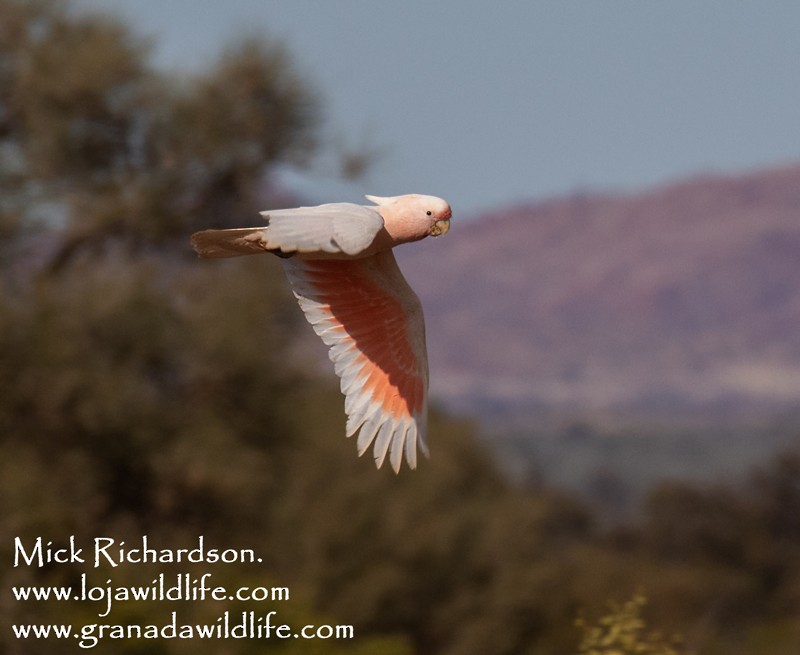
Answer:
[
  {"xmin": 191, "ymin": 203, "xmax": 384, "ymax": 260},
  {"xmin": 404, "ymin": 423, "xmax": 418, "ymax": 470},
  {"xmin": 259, "ymin": 203, "xmax": 384, "ymax": 256},
  {"xmin": 389, "ymin": 423, "xmax": 408, "ymax": 472},
  {"xmin": 283, "ymin": 251, "xmax": 429, "ymax": 472},
  {"xmin": 373, "ymin": 422, "xmax": 395, "ymax": 469}
]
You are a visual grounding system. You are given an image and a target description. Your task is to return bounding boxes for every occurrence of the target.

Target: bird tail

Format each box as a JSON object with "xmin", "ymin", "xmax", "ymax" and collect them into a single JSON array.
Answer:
[{"xmin": 190, "ymin": 228, "xmax": 270, "ymax": 259}]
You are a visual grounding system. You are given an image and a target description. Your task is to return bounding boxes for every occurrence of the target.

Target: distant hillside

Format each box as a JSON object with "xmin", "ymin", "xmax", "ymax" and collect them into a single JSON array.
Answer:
[{"xmin": 398, "ymin": 164, "xmax": 800, "ymax": 425}]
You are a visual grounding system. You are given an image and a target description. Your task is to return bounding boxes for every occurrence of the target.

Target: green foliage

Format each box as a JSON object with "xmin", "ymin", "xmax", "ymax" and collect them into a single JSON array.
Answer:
[
  {"xmin": 3, "ymin": 1, "xmax": 800, "ymax": 654},
  {"xmin": 0, "ymin": 0, "xmax": 319, "ymax": 262},
  {"xmin": 575, "ymin": 594, "xmax": 688, "ymax": 655}
]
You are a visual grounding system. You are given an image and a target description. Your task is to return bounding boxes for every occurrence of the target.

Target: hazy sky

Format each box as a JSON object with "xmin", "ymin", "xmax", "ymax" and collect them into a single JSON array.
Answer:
[{"xmin": 73, "ymin": 1, "xmax": 800, "ymax": 215}]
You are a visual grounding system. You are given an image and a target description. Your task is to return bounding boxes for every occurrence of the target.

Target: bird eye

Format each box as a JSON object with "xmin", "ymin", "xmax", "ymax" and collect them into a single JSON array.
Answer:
[{"xmin": 426, "ymin": 210, "xmax": 432, "ymax": 216}]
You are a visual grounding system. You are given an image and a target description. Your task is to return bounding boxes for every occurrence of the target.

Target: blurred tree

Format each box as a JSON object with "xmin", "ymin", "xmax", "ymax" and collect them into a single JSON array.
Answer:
[
  {"xmin": 0, "ymin": 0, "xmax": 319, "ymax": 267},
  {"xmin": 746, "ymin": 449, "xmax": 800, "ymax": 616},
  {"xmin": 750, "ymin": 450, "xmax": 800, "ymax": 544},
  {"xmin": 642, "ymin": 483, "xmax": 749, "ymax": 568}
]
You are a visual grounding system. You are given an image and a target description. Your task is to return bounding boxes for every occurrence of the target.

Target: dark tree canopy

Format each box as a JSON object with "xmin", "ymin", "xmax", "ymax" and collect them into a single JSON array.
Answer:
[{"xmin": 1, "ymin": 0, "xmax": 319, "ymax": 265}]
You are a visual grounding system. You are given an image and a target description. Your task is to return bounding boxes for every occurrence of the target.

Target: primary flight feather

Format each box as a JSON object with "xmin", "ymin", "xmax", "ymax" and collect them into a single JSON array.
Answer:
[{"xmin": 190, "ymin": 194, "xmax": 452, "ymax": 473}]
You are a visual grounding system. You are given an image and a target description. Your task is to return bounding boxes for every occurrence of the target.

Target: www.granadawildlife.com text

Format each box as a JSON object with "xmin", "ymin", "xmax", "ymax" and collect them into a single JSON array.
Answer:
[{"xmin": 13, "ymin": 611, "xmax": 355, "ymax": 649}]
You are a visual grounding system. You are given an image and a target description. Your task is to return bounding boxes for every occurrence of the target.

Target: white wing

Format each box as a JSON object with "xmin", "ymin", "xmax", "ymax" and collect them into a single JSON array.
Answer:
[
  {"xmin": 190, "ymin": 203, "xmax": 384, "ymax": 259},
  {"xmin": 259, "ymin": 203, "xmax": 384, "ymax": 256}
]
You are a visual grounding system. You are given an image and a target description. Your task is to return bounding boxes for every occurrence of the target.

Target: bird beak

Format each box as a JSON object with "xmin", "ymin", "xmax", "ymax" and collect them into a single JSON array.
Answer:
[{"xmin": 430, "ymin": 219, "xmax": 450, "ymax": 237}]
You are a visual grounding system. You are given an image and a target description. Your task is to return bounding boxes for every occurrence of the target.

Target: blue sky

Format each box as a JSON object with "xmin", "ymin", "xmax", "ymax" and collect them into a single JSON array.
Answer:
[{"xmin": 74, "ymin": 1, "xmax": 800, "ymax": 215}]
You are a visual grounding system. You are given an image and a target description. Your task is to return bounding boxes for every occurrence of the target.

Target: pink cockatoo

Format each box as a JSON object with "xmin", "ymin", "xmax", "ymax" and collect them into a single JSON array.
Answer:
[{"xmin": 190, "ymin": 194, "xmax": 452, "ymax": 473}]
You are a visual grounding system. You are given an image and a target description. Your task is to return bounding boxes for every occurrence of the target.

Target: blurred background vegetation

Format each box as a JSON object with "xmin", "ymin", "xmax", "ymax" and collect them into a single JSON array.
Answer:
[{"xmin": 1, "ymin": 1, "xmax": 799, "ymax": 653}]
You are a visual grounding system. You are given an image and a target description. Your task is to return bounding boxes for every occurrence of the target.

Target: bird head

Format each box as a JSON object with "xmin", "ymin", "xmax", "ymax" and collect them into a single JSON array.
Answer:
[{"xmin": 366, "ymin": 194, "xmax": 452, "ymax": 240}]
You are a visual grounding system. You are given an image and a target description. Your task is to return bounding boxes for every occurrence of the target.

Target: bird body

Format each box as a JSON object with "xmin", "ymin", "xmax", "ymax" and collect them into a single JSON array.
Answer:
[{"xmin": 191, "ymin": 194, "xmax": 452, "ymax": 472}]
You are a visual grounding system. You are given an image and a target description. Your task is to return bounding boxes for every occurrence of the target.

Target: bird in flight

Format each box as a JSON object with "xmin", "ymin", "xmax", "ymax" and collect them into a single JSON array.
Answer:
[{"xmin": 191, "ymin": 194, "xmax": 452, "ymax": 473}]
